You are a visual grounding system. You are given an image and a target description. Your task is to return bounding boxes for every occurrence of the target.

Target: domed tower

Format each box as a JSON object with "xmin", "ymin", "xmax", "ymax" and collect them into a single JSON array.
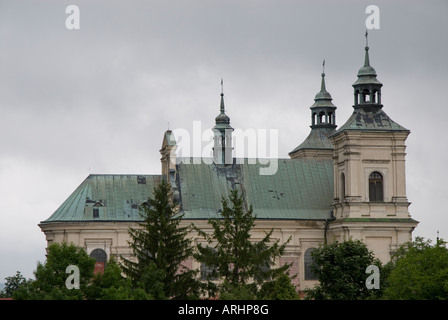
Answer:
[
  {"xmin": 289, "ymin": 61, "xmax": 337, "ymax": 159},
  {"xmin": 328, "ymin": 33, "xmax": 418, "ymax": 263},
  {"xmin": 212, "ymin": 80, "xmax": 234, "ymax": 165}
]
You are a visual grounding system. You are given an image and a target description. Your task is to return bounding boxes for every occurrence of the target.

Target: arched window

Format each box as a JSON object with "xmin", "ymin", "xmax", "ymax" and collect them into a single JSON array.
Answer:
[
  {"xmin": 372, "ymin": 90, "xmax": 377, "ymax": 103},
  {"xmin": 319, "ymin": 111, "xmax": 325, "ymax": 124},
  {"xmin": 90, "ymin": 248, "xmax": 107, "ymax": 264},
  {"xmin": 90, "ymin": 248, "xmax": 108, "ymax": 273},
  {"xmin": 304, "ymin": 248, "xmax": 318, "ymax": 280},
  {"xmin": 328, "ymin": 112, "xmax": 334, "ymax": 125},
  {"xmin": 362, "ymin": 89, "xmax": 370, "ymax": 103},
  {"xmin": 200, "ymin": 248, "xmax": 217, "ymax": 280},
  {"xmin": 355, "ymin": 90, "xmax": 360, "ymax": 105},
  {"xmin": 369, "ymin": 171, "xmax": 384, "ymax": 202}
]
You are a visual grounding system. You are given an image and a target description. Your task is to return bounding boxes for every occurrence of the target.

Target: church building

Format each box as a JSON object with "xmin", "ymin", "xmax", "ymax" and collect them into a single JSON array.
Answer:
[{"xmin": 39, "ymin": 38, "xmax": 418, "ymax": 290}]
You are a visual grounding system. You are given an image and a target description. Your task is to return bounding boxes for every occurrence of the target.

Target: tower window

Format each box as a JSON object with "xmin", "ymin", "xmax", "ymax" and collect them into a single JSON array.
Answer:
[
  {"xmin": 363, "ymin": 89, "xmax": 370, "ymax": 103},
  {"xmin": 355, "ymin": 90, "xmax": 360, "ymax": 105},
  {"xmin": 369, "ymin": 171, "xmax": 383, "ymax": 202},
  {"xmin": 319, "ymin": 111, "xmax": 326, "ymax": 124}
]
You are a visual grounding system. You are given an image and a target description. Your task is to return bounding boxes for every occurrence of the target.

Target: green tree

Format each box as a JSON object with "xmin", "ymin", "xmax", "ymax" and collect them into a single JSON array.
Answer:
[
  {"xmin": 1, "ymin": 271, "xmax": 28, "ymax": 298},
  {"xmin": 195, "ymin": 189, "xmax": 292, "ymax": 299},
  {"xmin": 258, "ymin": 273, "xmax": 301, "ymax": 300},
  {"xmin": 305, "ymin": 238, "xmax": 380, "ymax": 300},
  {"xmin": 382, "ymin": 237, "xmax": 448, "ymax": 300},
  {"xmin": 86, "ymin": 257, "xmax": 158, "ymax": 300},
  {"xmin": 13, "ymin": 242, "xmax": 95, "ymax": 300},
  {"xmin": 121, "ymin": 179, "xmax": 200, "ymax": 299}
]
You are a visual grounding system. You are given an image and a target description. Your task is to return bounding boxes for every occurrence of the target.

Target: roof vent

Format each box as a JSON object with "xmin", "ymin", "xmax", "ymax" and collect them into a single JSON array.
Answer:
[{"xmin": 137, "ymin": 176, "xmax": 146, "ymax": 184}]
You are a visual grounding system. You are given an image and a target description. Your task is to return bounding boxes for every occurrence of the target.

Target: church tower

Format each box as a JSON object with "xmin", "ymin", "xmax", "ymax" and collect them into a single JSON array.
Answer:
[
  {"xmin": 212, "ymin": 81, "xmax": 234, "ymax": 165},
  {"xmin": 289, "ymin": 62, "xmax": 337, "ymax": 159},
  {"xmin": 328, "ymin": 34, "xmax": 418, "ymax": 262}
]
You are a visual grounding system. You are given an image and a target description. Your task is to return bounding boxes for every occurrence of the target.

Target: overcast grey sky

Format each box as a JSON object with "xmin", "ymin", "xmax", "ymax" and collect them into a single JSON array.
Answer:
[{"xmin": 0, "ymin": 0, "xmax": 447, "ymax": 281}]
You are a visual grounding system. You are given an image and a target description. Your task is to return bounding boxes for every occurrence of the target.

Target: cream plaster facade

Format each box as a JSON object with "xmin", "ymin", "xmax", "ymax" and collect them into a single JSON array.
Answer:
[{"xmin": 40, "ymin": 219, "xmax": 327, "ymax": 291}]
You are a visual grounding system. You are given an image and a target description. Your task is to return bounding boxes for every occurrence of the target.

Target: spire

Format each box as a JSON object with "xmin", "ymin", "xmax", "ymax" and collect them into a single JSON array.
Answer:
[
  {"xmin": 364, "ymin": 30, "xmax": 371, "ymax": 67},
  {"xmin": 213, "ymin": 79, "xmax": 233, "ymax": 165},
  {"xmin": 310, "ymin": 61, "xmax": 337, "ymax": 129},
  {"xmin": 289, "ymin": 63, "xmax": 337, "ymax": 159},
  {"xmin": 215, "ymin": 79, "xmax": 231, "ymax": 126},
  {"xmin": 353, "ymin": 31, "xmax": 383, "ymax": 107},
  {"xmin": 321, "ymin": 59, "xmax": 326, "ymax": 91},
  {"xmin": 220, "ymin": 78, "xmax": 225, "ymax": 113},
  {"xmin": 312, "ymin": 60, "xmax": 335, "ymax": 109}
]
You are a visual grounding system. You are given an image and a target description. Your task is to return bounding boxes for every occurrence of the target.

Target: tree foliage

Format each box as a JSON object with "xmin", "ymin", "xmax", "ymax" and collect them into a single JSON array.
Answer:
[
  {"xmin": 85, "ymin": 256, "xmax": 158, "ymax": 300},
  {"xmin": 305, "ymin": 238, "xmax": 380, "ymax": 300},
  {"xmin": 13, "ymin": 242, "xmax": 95, "ymax": 300},
  {"xmin": 0, "ymin": 271, "xmax": 27, "ymax": 298},
  {"xmin": 121, "ymin": 179, "xmax": 201, "ymax": 299},
  {"xmin": 195, "ymin": 189, "xmax": 293, "ymax": 299},
  {"xmin": 382, "ymin": 236, "xmax": 448, "ymax": 300}
]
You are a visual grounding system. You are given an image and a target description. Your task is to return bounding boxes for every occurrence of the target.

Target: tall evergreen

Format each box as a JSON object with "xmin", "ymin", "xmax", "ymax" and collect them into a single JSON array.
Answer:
[
  {"xmin": 121, "ymin": 179, "xmax": 200, "ymax": 299},
  {"xmin": 195, "ymin": 189, "xmax": 292, "ymax": 298}
]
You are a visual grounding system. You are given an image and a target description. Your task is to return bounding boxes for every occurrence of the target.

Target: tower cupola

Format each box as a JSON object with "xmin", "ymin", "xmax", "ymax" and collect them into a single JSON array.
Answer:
[
  {"xmin": 352, "ymin": 31, "xmax": 383, "ymax": 109},
  {"xmin": 289, "ymin": 61, "xmax": 337, "ymax": 159},
  {"xmin": 212, "ymin": 80, "xmax": 234, "ymax": 165},
  {"xmin": 310, "ymin": 64, "xmax": 337, "ymax": 129}
]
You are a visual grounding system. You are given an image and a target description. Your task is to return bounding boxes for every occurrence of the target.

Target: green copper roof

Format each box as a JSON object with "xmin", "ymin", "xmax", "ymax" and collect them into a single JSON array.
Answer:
[
  {"xmin": 42, "ymin": 174, "xmax": 163, "ymax": 223},
  {"xmin": 353, "ymin": 45, "xmax": 382, "ymax": 87},
  {"xmin": 289, "ymin": 127, "xmax": 335, "ymax": 155},
  {"xmin": 214, "ymin": 93, "xmax": 232, "ymax": 131},
  {"xmin": 176, "ymin": 157, "xmax": 334, "ymax": 220},
  {"xmin": 42, "ymin": 158, "xmax": 334, "ymax": 223},
  {"xmin": 333, "ymin": 107, "xmax": 409, "ymax": 135},
  {"xmin": 312, "ymin": 72, "xmax": 337, "ymax": 109}
]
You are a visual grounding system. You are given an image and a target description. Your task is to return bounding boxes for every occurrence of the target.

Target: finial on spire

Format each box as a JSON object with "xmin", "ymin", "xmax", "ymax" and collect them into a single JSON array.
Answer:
[
  {"xmin": 219, "ymin": 78, "xmax": 225, "ymax": 113},
  {"xmin": 363, "ymin": 30, "xmax": 371, "ymax": 67},
  {"xmin": 320, "ymin": 59, "xmax": 326, "ymax": 91}
]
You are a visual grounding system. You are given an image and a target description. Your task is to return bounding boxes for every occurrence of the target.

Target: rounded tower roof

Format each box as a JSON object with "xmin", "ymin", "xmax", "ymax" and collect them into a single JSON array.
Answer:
[
  {"xmin": 311, "ymin": 72, "xmax": 337, "ymax": 109},
  {"xmin": 352, "ymin": 34, "xmax": 383, "ymax": 87},
  {"xmin": 215, "ymin": 93, "xmax": 231, "ymax": 124}
]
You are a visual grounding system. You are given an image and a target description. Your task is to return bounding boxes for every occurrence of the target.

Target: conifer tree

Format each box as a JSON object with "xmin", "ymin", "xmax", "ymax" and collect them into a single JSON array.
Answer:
[
  {"xmin": 121, "ymin": 179, "xmax": 200, "ymax": 299},
  {"xmin": 195, "ymin": 189, "xmax": 292, "ymax": 298}
]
